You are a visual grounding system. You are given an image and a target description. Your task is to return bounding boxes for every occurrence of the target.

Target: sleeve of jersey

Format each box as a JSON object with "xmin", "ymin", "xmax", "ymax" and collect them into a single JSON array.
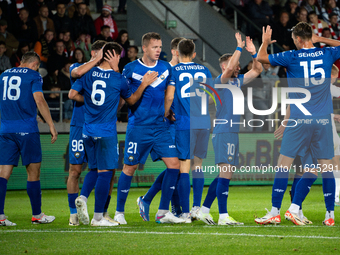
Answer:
[
  {"xmin": 32, "ymin": 72, "xmax": 43, "ymax": 93},
  {"xmin": 120, "ymin": 77, "xmax": 132, "ymax": 99},
  {"xmin": 71, "ymin": 74, "xmax": 85, "ymax": 92},
  {"xmin": 330, "ymin": 46, "xmax": 340, "ymax": 62},
  {"xmin": 122, "ymin": 65, "xmax": 132, "ymax": 87},
  {"xmin": 268, "ymin": 52, "xmax": 290, "ymax": 67},
  {"xmin": 331, "ymin": 84, "xmax": 340, "ymax": 98},
  {"xmin": 166, "ymin": 64, "xmax": 173, "ymax": 88},
  {"xmin": 169, "ymin": 72, "xmax": 176, "ymax": 87},
  {"xmin": 238, "ymin": 74, "xmax": 245, "ymax": 87}
]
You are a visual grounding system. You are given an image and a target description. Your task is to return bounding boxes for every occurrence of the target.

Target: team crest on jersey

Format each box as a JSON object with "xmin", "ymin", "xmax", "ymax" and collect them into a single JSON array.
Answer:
[
  {"xmin": 228, "ymin": 156, "xmax": 233, "ymax": 162},
  {"xmin": 128, "ymin": 155, "xmax": 134, "ymax": 161},
  {"xmin": 160, "ymin": 74, "xmax": 165, "ymax": 80},
  {"xmin": 75, "ymin": 152, "xmax": 81, "ymax": 158}
]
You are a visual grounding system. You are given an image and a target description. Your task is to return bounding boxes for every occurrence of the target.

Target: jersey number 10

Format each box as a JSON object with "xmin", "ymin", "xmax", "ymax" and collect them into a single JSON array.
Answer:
[{"xmin": 2, "ymin": 76, "xmax": 21, "ymax": 101}]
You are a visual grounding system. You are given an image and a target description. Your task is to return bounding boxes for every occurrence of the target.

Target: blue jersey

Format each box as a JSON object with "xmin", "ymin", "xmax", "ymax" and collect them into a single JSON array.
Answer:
[
  {"xmin": 213, "ymin": 74, "xmax": 244, "ymax": 134},
  {"xmin": 269, "ymin": 47, "xmax": 340, "ymax": 118},
  {"xmin": 122, "ymin": 59, "xmax": 171, "ymax": 127},
  {"xmin": 169, "ymin": 62, "xmax": 212, "ymax": 130},
  {"xmin": 0, "ymin": 67, "xmax": 43, "ymax": 133},
  {"xmin": 70, "ymin": 63, "xmax": 85, "ymax": 128},
  {"xmin": 72, "ymin": 66, "xmax": 131, "ymax": 137}
]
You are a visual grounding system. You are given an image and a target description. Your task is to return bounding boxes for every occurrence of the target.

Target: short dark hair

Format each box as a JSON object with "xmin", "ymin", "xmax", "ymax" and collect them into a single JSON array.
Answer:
[
  {"xmin": 178, "ymin": 39, "xmax": 195, "ymax": 57},
  {"xmin": 329, "ymin": 12, "xmax": 338, "ymax": 19},
  {"xmin": 322, "ymin": 27, "xmax": 331, "ymax": 33},
  {"xmin": 0, "ymin": 41, "xmax": 6, "ymax": 47},
  {"xmin": 56, "ymin": 2, "xmax": 65, "ymax": 8},
  {"xmin": 39, "ymin": 5, "xmax": 48, "ymax": 11},
  {"xmin": 101, "ymin": 25, "xmax": 110, "ymax": 31},
  {"xmin": 291, "ymin": 22, "xmax": 313, "ymax": 40},
  {"xmin": 129, "ymin": 45, "xmax": 138, "ymax": 53},
  {"xmin": 92, "ymin": 40, "xmax": 106, "ymax": 51},
  {"xmin": 21, "ymin": 51, "xmax": 40, "ymax": 64},
  {"xmin": 170, "ymin": 37, "xmax": 185, "ymax": 50},
  {"xmin": 142, "ymin": 32, "xmax": 161, "ymax": 46},
  {"xmin": 19, "ymin": 7, "xmax": 29, "ymax": 13},
  {"xmin": 219, "ymin": 53, "xmax": 232, "ymax": 64},
  {"xmin": 102, "ymin": 42, "xmax": 122, "ymax": 61}
]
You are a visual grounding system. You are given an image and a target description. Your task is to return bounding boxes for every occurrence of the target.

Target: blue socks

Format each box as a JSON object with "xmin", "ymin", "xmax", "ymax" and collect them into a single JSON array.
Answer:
[
  {"xmin": 159, "ymin": 168, "xmax": 179, "ymax": 210},
  {"xmin": 143, "ymin": 169, "xmax": 166, "ymax": 204},
  {"xmin": 192, "ymin": 169, "xmax": 204, "ymax": 207},
  {"xmin": 116, "ymin": 172, "xmax": 133, "ymax": 212},
  {"xmin": 290, "ymin": 174, "xmax": 302, "ymax": 202},
  {"xmin": 292, "ymin": 172, "xmax": 317, "ymax": 207},
  {"xmin": 94, "ymin": 171, "xmax": 113, "ymax": 213},
  {"xmin": 178, "ymin": 173, "xmax": 190, "ymax": 213},
  {"xmin": 202, "ymin": 176, "xmax": 218, "ymax": 209},
  {"xmin": 271, "ymin": 168, "xmax": 289, "ymax": 209},
  {"xmin": 80, "ymin": 169, "xmax": 98, "ymax": 198},
  {"xmin": 216, "ymin": 178, "xmax": 230, "ymax": 214},
  {"xmin": 322, "ymin": 171, "xmax": 335, "ymax": 211},
  {"xmin": 27, "ymin": 180, "xmax": 42, "ymax": 216},
  {"xmin": 68, "ymin": 193, "xmax": 78, "ymax": 214},
  {"xmin": 0, "ymin": 177, "xmax": 7, "ymax": 215},
  {"xmin": 104, "ymin": 195, "xmax": 111, "ymax": 213}
]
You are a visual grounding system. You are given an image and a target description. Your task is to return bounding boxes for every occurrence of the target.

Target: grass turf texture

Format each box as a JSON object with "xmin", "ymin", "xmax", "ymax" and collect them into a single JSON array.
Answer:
[{"xmin": 1, "ymin": 186, "xmax": 339, "ymax": 254}]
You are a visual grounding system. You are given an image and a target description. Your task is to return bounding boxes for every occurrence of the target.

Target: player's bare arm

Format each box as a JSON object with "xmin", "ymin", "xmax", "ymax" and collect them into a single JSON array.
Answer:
[
  {"xmin": 221, "ymin": 32, "xmax": 244, "ymax": 83},
  {"xmin": 68, "ymin": 89, "xmax": 84, "ymax": 103},
  {"xmin": 164, "ymin": 85, "xmax": 175, "ymax": 117},
  {"xmin": 312, "ymin": 33, "xmax": 340, "ymax": 47},
  {"xmin": 274, "ymin": 105, "xmax": 290, "ymax": 139},
  {"xmin": 71, "ymin": 48, "xmax": 103, "ymax": 78},
  {"xmin": 125, "ymin": 71, "xmax": 158, "ymax": 105},
  {"xmin": 244, "ymin": 36, "xmax": 263, "ymax": 84},
  {"xmin": 104, "ymin": 49, "xmax": 120, "ymax": 72},
  {"xmin": 258, "ymin": 26, "xmax": 277, "ymax": 64},
  {"xmin": 33, "ymin": 92, "xmax": 58, "ymax": 144}
]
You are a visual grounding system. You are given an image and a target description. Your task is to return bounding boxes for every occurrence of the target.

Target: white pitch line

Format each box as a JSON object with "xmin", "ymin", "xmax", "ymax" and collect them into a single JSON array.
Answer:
[{"xmin": 1, "ymin": 229, "xmax": 339, "ymax": 239}]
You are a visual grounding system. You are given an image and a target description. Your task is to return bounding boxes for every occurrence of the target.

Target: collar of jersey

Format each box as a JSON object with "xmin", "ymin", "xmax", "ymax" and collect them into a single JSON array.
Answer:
[
  {"xmin": 96, "ymin": 66, "xmax": 113, "ymax": 71},
  {"xmin": 301, "ymin": 47, "xmax": 316, "ymax": 50},
  {"xmin": 138, "ymin": 59, "xmax": 158, "ymax": 68}
]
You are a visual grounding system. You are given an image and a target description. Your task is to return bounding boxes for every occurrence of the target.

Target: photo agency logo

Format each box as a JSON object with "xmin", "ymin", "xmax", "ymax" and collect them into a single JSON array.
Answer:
[{"xmin": 199, "ymin": 80, "xmax": 314, "ymax": 129}]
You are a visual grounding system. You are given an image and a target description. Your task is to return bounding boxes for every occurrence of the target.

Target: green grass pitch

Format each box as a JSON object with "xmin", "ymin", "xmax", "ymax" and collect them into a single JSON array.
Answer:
[{"xmin": 1, "ymin": 186, "xmax": 339, "ymax": 254}]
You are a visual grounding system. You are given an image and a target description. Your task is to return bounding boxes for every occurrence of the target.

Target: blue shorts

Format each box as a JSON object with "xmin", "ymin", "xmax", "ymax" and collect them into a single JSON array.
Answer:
[
  {"xmin": 0, "ymin": 132, "xmax": 42, "ymax": 166},
  {"xmin": 169, "ymin": 123, "xmax": 176, "ymax": 142},
  {"xmin": 124, "ymin": 126, "xmax": 177, "ymax": 165},
  {"xmin": 83, "ymin": 134, "xmax": 118, "ymax": 170},
  {"xmin": 281, "ymin": 115, "xmax": 334, "ymax": 160},
  {"xmin": 212, "ymin": 132, "xmax": 239, "ymax": 165},
  {"xmin": 69, "ymin": 126, "xmax": 87, "ymax": 165},
  {"xmin": 176, "ymin": 129, "xmax": 210, "ymax": 160}
]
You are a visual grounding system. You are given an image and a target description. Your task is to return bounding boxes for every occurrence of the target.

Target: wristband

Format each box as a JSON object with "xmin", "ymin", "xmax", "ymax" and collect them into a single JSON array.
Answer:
[
  {"xmin": 252, "ymin": 52, "xmax": 257, "ymax": 58},
  {"xmin": 236, "ymin": 47, "xmax": 242, "ymax": 52}
]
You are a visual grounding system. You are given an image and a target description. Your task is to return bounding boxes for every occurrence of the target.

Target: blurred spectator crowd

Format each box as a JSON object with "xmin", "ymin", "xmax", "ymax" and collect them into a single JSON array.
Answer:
[{"xmin": 0, "ymin": 0, "xmax": 135, "ymax": 122}]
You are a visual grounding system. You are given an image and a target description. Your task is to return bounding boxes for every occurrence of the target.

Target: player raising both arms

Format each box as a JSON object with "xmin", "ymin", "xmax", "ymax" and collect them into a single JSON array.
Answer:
[
  {"xmin": 198, "ymin": 33, "xmax": 262, "ymax": 225},
  {"xmin": 0, "ymin": 52, "xmax": 58, "ymax": 226},
  {"xmin": 255, "ymin": 23, "xmax": 340, "ymax": 226},
  {"xmin": 69, "ymin": 42, "xmax": 153, "ymax": 226}
]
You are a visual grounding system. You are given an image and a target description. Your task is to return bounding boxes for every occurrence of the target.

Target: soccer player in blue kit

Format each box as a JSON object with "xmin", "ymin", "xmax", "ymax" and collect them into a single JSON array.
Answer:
[
  {"xmin": 163, "ymin": 39, "xmax": 213, "ymax": 223},
  {"xmin": 255, "ymin": 23, "xmax": 340, "ymax": 226},
  {"xmin": 69, "ymin": 42, "xmax": 156, "ymax": 226},
  {"xmin": 67, "ymin": 40, "xmax": 109, "ymax": 226},
  {"xmin": 198, "ymin": 33, "xmax": 262, "ymax": 225},
  {"xmin": 114, "ymin": 32, "xmax": 184, "ymax": 224},
  {"xmin": 0, "ymin": 52, "xmax": 58, "ymax": 226}
]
